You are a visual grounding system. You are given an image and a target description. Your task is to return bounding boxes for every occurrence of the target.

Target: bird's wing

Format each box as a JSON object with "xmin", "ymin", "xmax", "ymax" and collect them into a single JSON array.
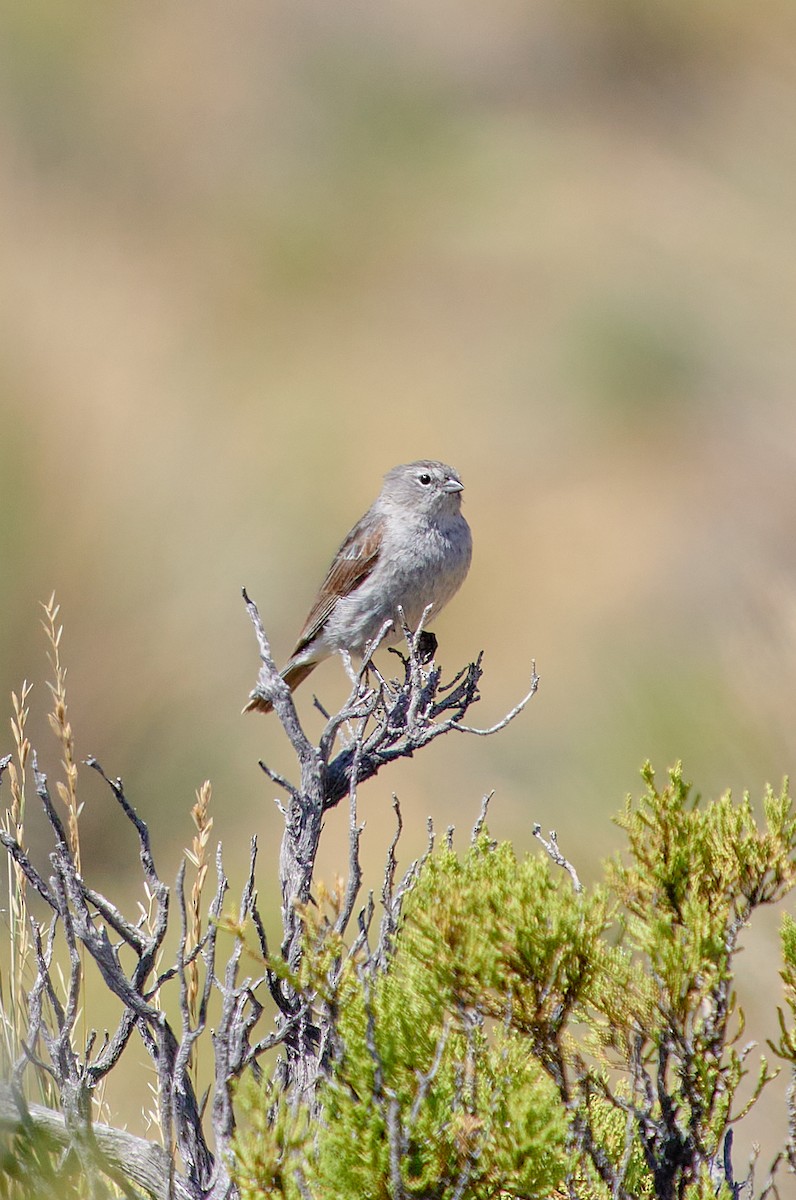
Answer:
[{"xmin": 291, "ymin": 510, "xmax": 384, "ymax": 657}]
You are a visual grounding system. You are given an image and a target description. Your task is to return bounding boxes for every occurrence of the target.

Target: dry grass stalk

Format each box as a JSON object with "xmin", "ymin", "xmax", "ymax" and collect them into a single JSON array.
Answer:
[
  {"xmin": 186, "ymin": 780, "xmax": 213, "ymax": 1084},
  {"xmin": 42, "ymin": 592, "xmax": 82, "ymax": 874},
  {"xmin": 1, "ymin": 681, "xmax": 33, "ymax": 1077},
  {"xmin": 41, "ymin": 596, "xmax": 89, "ymax": 1106}
]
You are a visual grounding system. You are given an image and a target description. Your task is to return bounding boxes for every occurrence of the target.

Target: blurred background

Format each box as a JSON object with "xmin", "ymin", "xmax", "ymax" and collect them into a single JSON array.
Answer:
[{"xmin": 1, "ymin": 0, "xmax": 795, "ymax": 1165}]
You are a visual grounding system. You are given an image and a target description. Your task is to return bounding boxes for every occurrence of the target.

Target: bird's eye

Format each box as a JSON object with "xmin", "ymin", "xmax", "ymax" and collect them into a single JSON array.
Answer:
[{"xmin": 418, "ymin": 473, "xmax": 432, "ymax": 485}]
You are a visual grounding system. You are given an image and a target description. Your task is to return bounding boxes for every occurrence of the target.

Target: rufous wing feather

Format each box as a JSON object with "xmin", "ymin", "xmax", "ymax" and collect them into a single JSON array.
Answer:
[{"xmin": 289, "ymin": 511, "xmax": 384, "ymax": 658}]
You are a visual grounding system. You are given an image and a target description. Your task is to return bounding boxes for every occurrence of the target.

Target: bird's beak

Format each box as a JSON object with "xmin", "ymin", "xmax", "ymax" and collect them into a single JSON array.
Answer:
[{"xmin": 443, "ymin": 478, "xmax": 464, "ymax": 493}]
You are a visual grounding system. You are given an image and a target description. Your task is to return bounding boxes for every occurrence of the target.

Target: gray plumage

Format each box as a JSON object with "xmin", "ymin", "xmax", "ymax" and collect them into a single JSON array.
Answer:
[{"xmin": 245, "ymin": 460, "xmax": 472, "ymax": 713}]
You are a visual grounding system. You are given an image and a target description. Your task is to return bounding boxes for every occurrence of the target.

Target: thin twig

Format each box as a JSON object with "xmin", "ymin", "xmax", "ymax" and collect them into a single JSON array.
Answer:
[
  {"xmin": 533, "ymin": 825, "xmax": 583, "ymax": 894},
  {"xmin": 451, "ymin": 663, "xmax": 539, "ymax": 735},
  {"xmin": 471, "ymin": 792, "xmax": 494, "ymax": 842}
]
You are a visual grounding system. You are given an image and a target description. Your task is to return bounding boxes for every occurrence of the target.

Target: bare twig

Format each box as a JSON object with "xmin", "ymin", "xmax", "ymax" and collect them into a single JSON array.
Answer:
[
  {"xmin": 533, "ymin": 825, "xmax": 583, "ymax": 894},
  {"xmin": 451, "ymin": 662, "xmax": 539, "ymax": 736},
  {"xmin": 373, "ymin": 802, "xmax": 434, "ymax": 974},
  {"xmin": 0, "ymin": 1082, "xmax": 193, "ymax": 1200},
  {"xmin": 334, "ymin": 721, "xmax": 367, "ymax": 942},
  {"xmin": 471, "ymin": 792, "xmax": 494, "ymax": 842}
]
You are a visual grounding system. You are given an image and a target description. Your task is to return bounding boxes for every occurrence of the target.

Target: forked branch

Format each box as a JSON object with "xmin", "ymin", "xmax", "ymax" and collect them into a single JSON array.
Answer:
[{"xmin": 0, "ymin": 598, "xmax": 538, "ymax": 1199}]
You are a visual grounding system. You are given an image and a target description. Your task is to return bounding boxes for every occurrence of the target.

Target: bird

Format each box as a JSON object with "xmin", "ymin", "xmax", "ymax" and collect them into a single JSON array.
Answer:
[{"xmin": 244, "ymin": 460, "xmax": 472, "ymax": 714}]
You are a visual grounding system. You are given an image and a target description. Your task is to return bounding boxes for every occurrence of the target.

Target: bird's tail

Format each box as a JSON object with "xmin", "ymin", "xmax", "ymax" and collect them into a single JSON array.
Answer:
[{"xmin": 243, "ymin": 660, "xmax": 317, "ymax": 715}]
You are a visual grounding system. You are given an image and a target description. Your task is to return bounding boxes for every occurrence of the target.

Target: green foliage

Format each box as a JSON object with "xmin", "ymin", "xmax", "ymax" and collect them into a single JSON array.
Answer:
[
  {"xmin": 400, "ymin": 840, "xmax": 612, "ymax": 1052},
  {"xmin": 306, "ymin": 858, "xmax": 570, "ymax": 1200},
  {"xmin": 234, "ymin": 1071, "xmax": 312, "ymax": 1200},
  {"xmin": 768, "ymin": 912, "xmax": 796, "ymax": 1085},
  {"xmin": 597, "ymin": 766, "xmax": 794, "ymax": 1141},
  {"xmin": 310, "ymin": 1020, "xmax": 565, "ymax": 1199},
  {"xmin": 235, "ymin": 848, "xmax": 570, "ymax": 1199},
  {"xmin": 234, "ymin": 765, "xmax": 796, "ymax": 1199}
]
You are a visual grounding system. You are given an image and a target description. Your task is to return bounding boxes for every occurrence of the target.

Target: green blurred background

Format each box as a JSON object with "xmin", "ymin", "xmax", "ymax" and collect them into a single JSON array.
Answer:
[{"xmin": 2, "ymin": 0, "xmax": 795, "ymax": 1165}]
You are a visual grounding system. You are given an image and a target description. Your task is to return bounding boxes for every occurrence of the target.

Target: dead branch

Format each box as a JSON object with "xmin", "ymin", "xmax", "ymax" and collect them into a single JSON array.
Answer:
[
  {"xmin": 0, "ymin": 598, "xmax": 537, "ymax": 1198},
  {"xmin": 0, "ymin": 1082, "xmax": 193, "ymax": 1200}
]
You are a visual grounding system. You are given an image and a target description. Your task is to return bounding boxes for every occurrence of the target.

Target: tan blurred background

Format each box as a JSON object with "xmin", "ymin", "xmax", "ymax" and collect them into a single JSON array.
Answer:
[{"xmin": 2, "ymin": 0, "xmax": 796, "ymax": 1166}]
